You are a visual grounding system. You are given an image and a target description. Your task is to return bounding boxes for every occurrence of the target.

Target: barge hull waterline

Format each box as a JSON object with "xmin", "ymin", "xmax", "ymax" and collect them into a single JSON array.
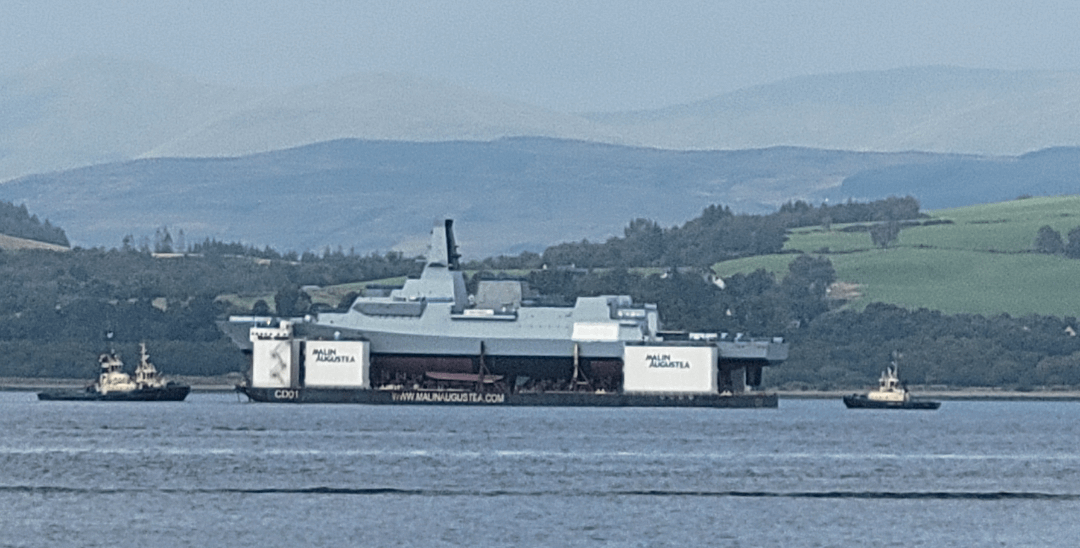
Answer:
[{"xmin": 240, "ymin": 387, "xmax": 778, "ymax": 408}]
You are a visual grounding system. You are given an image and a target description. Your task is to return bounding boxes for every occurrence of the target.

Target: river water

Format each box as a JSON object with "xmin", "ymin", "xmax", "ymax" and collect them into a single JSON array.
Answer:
[{"xmin": 1, "ymin": 392, "xmax": 1077, "ymax": 547}]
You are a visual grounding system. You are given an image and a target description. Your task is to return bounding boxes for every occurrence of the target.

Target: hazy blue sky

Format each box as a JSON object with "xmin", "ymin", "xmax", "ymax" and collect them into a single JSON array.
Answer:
[{"xmin": 5, "ymin": 0, "xmax": 1079, "ymax": 112}]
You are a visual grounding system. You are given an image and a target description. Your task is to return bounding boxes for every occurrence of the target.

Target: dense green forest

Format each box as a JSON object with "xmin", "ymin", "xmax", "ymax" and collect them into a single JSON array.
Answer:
[
  {"xmin": 0, "ymin": 243, "xmax": 419, "ymax": 378},
  {"xmin": 3, "ymin": 195, "xmax": 1080, "ymax": 389},
  {"xmin": 517, "ymin": 258, "xmax": 1080, "ymax": 389}
]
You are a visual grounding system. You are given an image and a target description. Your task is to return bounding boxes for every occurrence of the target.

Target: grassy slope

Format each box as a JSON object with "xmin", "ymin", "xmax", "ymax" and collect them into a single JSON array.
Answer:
[
  {"xmin": 239, "ymin": 196, "xmax": 1080, "ymax": 317},
  {"xmin": 0, "ymin": 233, "xmax": 69, "ymax": 251},
  {"xmin": 713, "ymin": 195, "xmax": 1080, "ymax": 316}
]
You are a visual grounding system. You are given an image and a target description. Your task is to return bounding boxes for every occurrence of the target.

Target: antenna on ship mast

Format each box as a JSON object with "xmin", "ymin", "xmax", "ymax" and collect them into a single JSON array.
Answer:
[{"xmin": 102, "ymin": 329, "xmax": 118, "ymax": 362}]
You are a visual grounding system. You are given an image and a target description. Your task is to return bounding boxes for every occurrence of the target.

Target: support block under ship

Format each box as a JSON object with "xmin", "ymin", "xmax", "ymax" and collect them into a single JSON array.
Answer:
[{"xmin": 219, "ymin": 220, "xmax": 787, "ymax": 408}]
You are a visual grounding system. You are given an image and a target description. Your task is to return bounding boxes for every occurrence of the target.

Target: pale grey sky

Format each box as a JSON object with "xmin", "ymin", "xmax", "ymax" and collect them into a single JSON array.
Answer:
[{"xmin": 4, "ymin": 0, "xmax": 1080, "ymax": 112}]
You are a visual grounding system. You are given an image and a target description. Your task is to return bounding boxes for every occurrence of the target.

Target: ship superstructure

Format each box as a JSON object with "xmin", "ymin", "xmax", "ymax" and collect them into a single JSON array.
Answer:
[{"xmin": 221, "ymin": 220, "xmax": 787, "ymax": 406}]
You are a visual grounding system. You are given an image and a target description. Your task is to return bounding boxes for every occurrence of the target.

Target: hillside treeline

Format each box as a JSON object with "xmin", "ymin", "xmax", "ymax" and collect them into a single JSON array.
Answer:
[
  {"xmin": 780, "ymin": 305, "xmax": 1080, "ymax": 389},
  {"xmin": 532, "ymin": 196, "xmax": 921, "ymax": 268},
  {"xmin": 519, "ymin": 258, "xmax": 1080, "ymax": 389},
  {"xmin": 5, "ymin": 194, "xmax": 1080, "ymax": 389},
  {"xmin": 521, "ymin": 255, "xmax": 834, "ymax": 335},
  {"xmin": 0, "ymin": 201, "xmax": 69, "ymax": 247},
  {"xmin": 0, "ymin": 246, "xmax": 419, "ymax": 378}
]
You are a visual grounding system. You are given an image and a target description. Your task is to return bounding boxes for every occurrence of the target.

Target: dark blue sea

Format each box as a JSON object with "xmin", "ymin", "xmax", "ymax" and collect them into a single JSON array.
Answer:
[{"xmin": 2, "ymin": 392, "xmax": 1077, "ymax": 547}]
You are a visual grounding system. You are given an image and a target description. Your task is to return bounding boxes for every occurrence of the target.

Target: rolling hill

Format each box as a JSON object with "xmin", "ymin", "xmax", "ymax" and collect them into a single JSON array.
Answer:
[
  {"xmin": 2, "ymin": 138, "xmax": 1078, "ymax": 256},
  {"xmin": 0, "ymin": 58, "xmax": 612, "ymax": 183},
  {"xmin": 831, "ymin": 147, "xmax": 1080, "ymax": 208},
  {"xmin": 713, "ymin": 195, "xmax": 1080, "ymax": 317},
  {"xmin": 3, "ymin": 59, "xmax": 1079, "ymax": 259},
  {"xmin": 141, "ymin": 72, "xmax": 620, "ymax": 159},
  {"xmin": 3, "ymin": 60, "xmax": 1080, "ymax": 184},
  {"xmin": 0, "ymin": 58, "xmax": 252, "ymax": 183},
  {"xmin": 10, "ymin": 138, "xmax": 1077, "ymax": 256},
  {"xmin": 589, "ymin": 67, "xmax": 1080, "ymax": 154}
]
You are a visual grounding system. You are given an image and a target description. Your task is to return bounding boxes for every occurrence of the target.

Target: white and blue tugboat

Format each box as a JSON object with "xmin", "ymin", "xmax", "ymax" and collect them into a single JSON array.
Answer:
[
  {"xmin": 38, "ymin": 343, "xmax": 190, "ymax": 402},
  {"xmin": 843, "ymin": 360, "xmax": 940, "ymax": 410}
]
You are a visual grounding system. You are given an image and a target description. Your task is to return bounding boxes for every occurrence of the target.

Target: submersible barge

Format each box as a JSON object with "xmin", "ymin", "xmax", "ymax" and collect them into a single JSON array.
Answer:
[{"xmin": 221, "ymin": 220, "xmax": 786, "ymax": 408}]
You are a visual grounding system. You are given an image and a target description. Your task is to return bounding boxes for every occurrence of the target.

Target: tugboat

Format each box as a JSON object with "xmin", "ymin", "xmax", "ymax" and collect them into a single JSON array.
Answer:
[
  {"xmin": 843, "ymin": 359, "xmax": 940, "ymax": 410},
  {"xmin": 37, "ymin": 343, "xmax": 190, "ymax": 401}
]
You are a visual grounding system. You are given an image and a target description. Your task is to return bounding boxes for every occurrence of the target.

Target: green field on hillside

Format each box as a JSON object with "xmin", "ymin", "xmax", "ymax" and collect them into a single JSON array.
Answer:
[
  {"xmin": 714, "ymin": 196, "xmax": 1080, "ymax": 316},
  {"xmin": 292, "ymin": 197, "xmax": 1080, "ymax": 317}
]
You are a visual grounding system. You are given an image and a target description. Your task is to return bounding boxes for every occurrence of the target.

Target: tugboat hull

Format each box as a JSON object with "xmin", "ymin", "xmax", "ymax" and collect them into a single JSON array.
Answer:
[
  {"xmin": 37, "ymin": 384, "xmax": 191, "ymax": 402},
  {"xmin": 842, "ymin": 394, "xmax": 940, "ymax": 410}
]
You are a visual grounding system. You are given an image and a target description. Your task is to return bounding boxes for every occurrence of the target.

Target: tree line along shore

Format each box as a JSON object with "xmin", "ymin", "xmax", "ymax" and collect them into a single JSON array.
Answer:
[{"xmin": 3, "ymin": 195, "xmax": 1080, "ymax": 391}]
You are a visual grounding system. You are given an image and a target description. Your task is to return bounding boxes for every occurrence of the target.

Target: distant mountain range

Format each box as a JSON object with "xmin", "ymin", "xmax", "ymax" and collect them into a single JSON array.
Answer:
[
  {"xmin": 3, "ymin": 59, "xmax": 1080, "ymax": 184},
  {"xmin": 2, "ymin": 59, "xmax": 1079, "ymax": 255},
  {"xmin": 586, "ymin": 67, "xmax": 1080, "ymax": 154},
  {"xmin": 1, "ymin": 138, "xmax": 1077, "ymax": 257}
]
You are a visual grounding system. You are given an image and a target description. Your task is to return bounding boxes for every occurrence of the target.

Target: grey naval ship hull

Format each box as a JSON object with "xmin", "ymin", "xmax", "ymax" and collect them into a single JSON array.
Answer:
[
  {"xmin": 238, "ymin": 386, "xmax": 777, "ymax": 407},
  {"xmin": 37, "ymin": 384, "xmax": 191, "ymax": 402}
]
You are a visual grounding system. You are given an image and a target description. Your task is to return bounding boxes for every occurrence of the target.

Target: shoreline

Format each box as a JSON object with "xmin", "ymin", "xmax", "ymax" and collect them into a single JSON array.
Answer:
[{"xmin": 4, "ymin": 377, "xmax": 1080, "ymax": 400}]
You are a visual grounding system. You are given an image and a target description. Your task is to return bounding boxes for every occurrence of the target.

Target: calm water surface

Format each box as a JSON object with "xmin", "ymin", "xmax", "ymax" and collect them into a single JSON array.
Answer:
[{"xmin": 1, "ymin": 392, "xmax": 1077, "ymax": 547}]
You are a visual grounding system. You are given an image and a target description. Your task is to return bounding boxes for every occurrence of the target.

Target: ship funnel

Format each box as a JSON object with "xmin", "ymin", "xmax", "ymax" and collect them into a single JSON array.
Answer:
[{"xmin": 426, "ymin": 219, "xmax": 461, "ymax": 270}]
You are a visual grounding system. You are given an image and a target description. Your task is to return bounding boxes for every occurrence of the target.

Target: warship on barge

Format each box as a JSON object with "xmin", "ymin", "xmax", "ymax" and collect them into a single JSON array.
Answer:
[{"xmin": 219, "ymin": 220, "xmax": 787, "ymax": 407}]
